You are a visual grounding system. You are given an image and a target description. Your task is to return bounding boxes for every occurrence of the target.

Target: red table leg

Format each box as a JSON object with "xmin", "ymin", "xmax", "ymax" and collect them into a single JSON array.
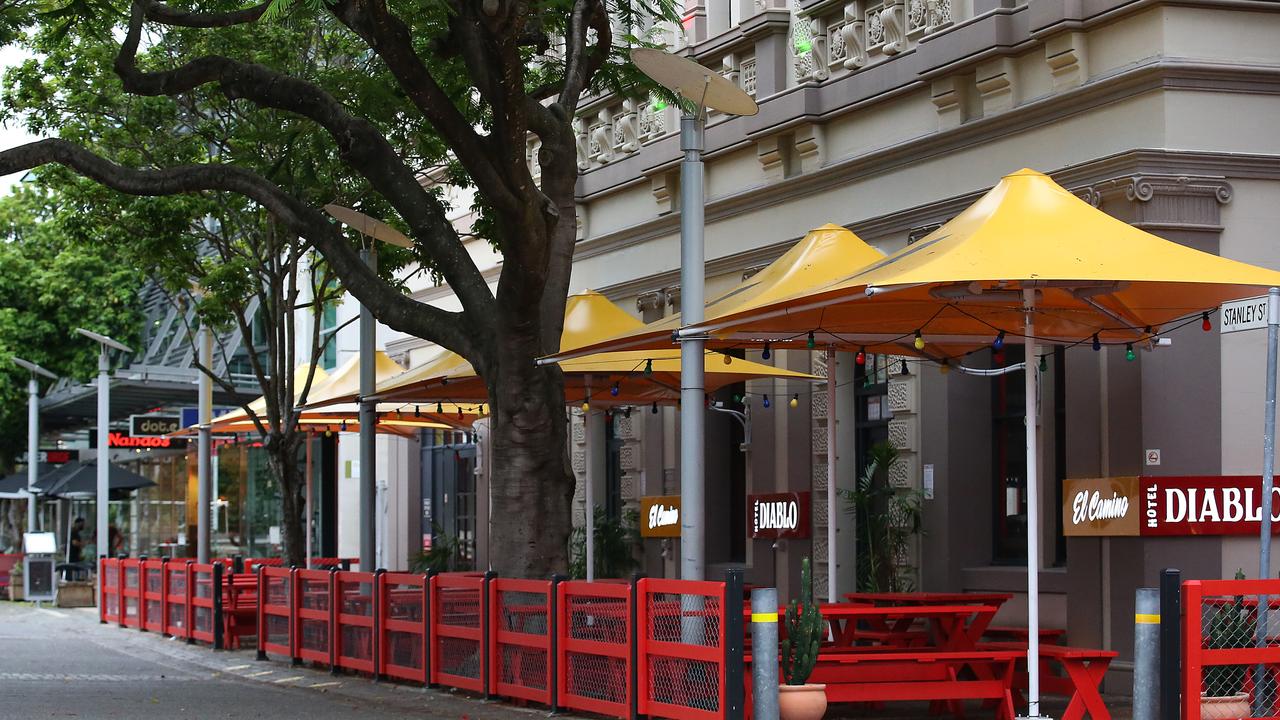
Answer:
[{"xmin": 1060, "ymin": 657, "xmax": 1112, "ymax": 720}]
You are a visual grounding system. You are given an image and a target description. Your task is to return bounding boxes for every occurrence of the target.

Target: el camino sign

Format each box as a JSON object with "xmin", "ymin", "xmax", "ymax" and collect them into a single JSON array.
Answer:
[
  {"xmin": 1064, "ymin": 476, "xmax": 1280, "ymax": 536},
  {"xmin": 639, "ymin": 495, "xmax": 681, "ymax": 538}
]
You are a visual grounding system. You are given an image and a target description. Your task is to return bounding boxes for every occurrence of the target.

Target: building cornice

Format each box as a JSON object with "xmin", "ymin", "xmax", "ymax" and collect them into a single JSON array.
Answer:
[{"xmin": 574, "ymin": 58, "xmax": 1280, "ymax": 263}]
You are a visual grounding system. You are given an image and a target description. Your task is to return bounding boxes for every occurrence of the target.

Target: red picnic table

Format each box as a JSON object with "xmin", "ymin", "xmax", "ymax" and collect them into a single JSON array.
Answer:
[
  {"xmin": 817, "ymin": 603, "xmax": 1000, "ymax": 651},
  {"xmin": 845, "ymin": 591, "xmax": 1013, "ymax": 607}
]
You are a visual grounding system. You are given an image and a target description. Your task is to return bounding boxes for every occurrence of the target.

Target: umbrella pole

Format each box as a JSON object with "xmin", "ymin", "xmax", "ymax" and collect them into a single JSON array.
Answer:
[
  {"xmin": 305, "ymin": 433, "xmax": 313, "ymax": 569},
  {"xmin": 27, "ymin": 377, "xmax": 38, "ymax": 534},
  {"xmin": 1023, "ymin": 288, "xmax": 1043, "ymax": 719},
  {"xmin": 585, "ymin": 376, "xmax": 595, "ymax": 582},
  {"xmin": 679, "ymin": 112, "xmax": 706, "ymax": 584},
  {"xmin": 827, "ymin": 348, "xmax": 838, "ymax": 602}
]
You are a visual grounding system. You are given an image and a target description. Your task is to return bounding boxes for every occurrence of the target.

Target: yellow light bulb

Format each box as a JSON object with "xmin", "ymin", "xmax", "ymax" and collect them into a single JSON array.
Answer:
[
  {"xmin": 914, "ymin": 334, "xmax": 925, "ymax": 351},
  {"xmin": 789, "ymin": 395, "xmax": 799, "ymax": 409},
  {"xmin": 581, "ymin": 401, "xmax": 590, "ymax": 412},
  {"xmin": 723, "ymin": 354, "xmax": 732, "ymax": 365},
  {"xmin": 939, "ymin": 361, "xmax": 950, "ymax": 375}
]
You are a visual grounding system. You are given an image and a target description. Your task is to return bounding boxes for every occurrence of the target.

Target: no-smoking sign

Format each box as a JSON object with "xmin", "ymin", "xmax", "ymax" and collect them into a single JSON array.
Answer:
[{"xmin": 1145, "ymin": 449, "xmax": 1161, "ymax": 466}]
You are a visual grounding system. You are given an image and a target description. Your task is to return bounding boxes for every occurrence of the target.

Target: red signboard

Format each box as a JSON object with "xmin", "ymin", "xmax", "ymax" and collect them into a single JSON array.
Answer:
[
  {"xmin": 749, "ymin": 491, "xmax": 811, "ymax": 539},
  {"xmin": 1140, "ymin": 476, "xmax": 1280, "ymax": 536},
  {"xmin": 107, "ymin": 432, "xmax": 186, "ymax": 449}
]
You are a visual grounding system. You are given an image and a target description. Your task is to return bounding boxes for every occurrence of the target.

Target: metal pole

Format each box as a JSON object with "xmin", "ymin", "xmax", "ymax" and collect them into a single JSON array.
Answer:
[
  {"xmin": 1134, "ymin": 588, "xmax": 1160, "ymax": 720},
  {"xmin": 1159, "ymin": 568, "xmax": 1181, "ymax": 720},
  {"xmin": 826, "ymin": 348, "xmax": 837, "ymax": 602},
  {"xmin": 27, "ymin": 377, "xmax": 38, "ymax": 533},
  {"xmin": 679, "ymin": 112, "xmax": 706, "ymax": 582},
  {"xmin": 197, "ymin": 327, "xmax": 213, "ymax": 564},
  {"xmin": 359, "ymin": 246, "xmax": 377, "ymax": 572},
  {"xmin": 305, "ymin": 434, "xmax": 313, "ymax": 568},
  {"xmin": 584, "ymin": 378, "xmax": 595, "ymax": 582},
  {"xmin": 96, "ymin": 347, "xmax": 109, "ymax": 574},
  {"xmin": 1022, "ymin": 287, "xmax": 1043, "ymax": 719},
  {"xmin": 1254, "ymin": 287, "xmax": 1279, "ymax": 716},
  {"xmin": 750, "ymin": 587, "xmax": 780, "ymax": 720}
]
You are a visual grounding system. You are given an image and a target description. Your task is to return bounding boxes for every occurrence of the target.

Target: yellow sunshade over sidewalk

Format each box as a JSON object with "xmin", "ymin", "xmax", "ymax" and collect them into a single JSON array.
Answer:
[
  {"xmin": 544, "ymin": 225, "xmax": 889, "ymax": 361},
  {"xmin": 375, "ymin": 290, "xmax": 817, "ymax": 404},
  {"xmin": 683, "ymin": 169, "xmax": 1280, "ymax": 351}
]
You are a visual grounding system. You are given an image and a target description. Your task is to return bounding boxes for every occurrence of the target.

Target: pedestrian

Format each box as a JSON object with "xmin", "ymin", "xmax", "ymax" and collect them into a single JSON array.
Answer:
[
  {"xmin": 108, "ymin": 524, "xmax": 123, "ymax": 558},
  {"xmin": 68, "ymin": 517, "xmax": 85, "ymax": 563}
]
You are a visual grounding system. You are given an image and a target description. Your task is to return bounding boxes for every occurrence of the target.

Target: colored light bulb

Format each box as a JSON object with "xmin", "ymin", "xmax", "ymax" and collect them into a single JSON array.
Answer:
[
  {"xmin": 807, "ymin": 331, "xmax": 816, "ymax": 349},
  {"xmin": 651, "ymin": 402, "xmax": 658, "ymax": 414},
  {"xmin": 610, "ymin": 382, "xmax": 620, "ymax": 396},
  {"xmin": 763, "ymin": 394, "xmax": 771, "ymax": 408},
  {"xmin": 762, "ymin": 342, "xmax": 771, "ymax": 360},
  {"xmin": 1092, "ymin": 334, "xmax": 1101, "ymax": 351},
  {"xmin": 1126, "ymin": 344, "xmax": 1136, "ymax": 362},
  {"xmin": 789, "ymin": 394, "xmax": 799, "ymax": 409},
  {"xmin": 1202, "ymin": 312, "xmax": 1212, "ymax": 332},
  {"xmin": 1039, "ymin": 355, "xmax": 1048, "ymax": 372},
  {"xmin": 723, "ymin": 353, "xmax": 732, "ymax": 365},
  {"xmin": 581, "ymin": 400, "xmax": 590, "ymax": 412},
  {"xmin": 993, "ymin": 331, "xmax": 1005, "ymax": 350},
  {"xmin": 644, "ymin": 359, "xmax": 653, "ymax": 376},
  {"xmin": 855, "ymin": 348, "xmax": 866, "ymax": 365},
  {"xmin": 939, "ymin": 360, "xmax": 950, "ymax": 375},
  {"xmin": 900, "ymin": 359, "xmax": 909, "ymax": 376},
  {"xmin": 914, "ymin": 330, "xmax": 925, "ymax": 351}
]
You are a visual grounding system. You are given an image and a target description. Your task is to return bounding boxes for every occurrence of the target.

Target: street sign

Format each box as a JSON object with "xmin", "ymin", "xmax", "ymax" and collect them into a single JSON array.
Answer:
[{"xmin": 1220, "ymin": 295, "xmax": 1269, "ymax": 334}]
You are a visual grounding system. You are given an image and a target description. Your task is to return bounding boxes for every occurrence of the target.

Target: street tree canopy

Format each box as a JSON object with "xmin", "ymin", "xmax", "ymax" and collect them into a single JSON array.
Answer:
[{"xmin": 0, "ymin": 0, "xmax": 676, "ymax": 574}]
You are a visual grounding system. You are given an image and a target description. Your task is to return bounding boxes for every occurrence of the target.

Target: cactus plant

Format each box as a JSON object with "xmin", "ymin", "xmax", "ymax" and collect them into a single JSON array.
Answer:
[{"xmin": 781, "ymin": 557, "xmax": 823, "ymax": 686}]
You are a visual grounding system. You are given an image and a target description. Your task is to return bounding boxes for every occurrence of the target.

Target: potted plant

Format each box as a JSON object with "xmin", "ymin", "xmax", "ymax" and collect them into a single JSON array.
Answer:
[
  {"xmin": 779, "ymin": 557, "xmax": 826, "ymax": 720},
  {"xmin": 1201, "ymin": 571, "xmax": 1252, "ymax": 720}
]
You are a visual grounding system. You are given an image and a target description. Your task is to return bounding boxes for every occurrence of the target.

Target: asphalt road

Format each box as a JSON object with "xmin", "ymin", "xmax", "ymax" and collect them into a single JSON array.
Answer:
[{"xmin": 0, "ymin": 601, "xmax": 546, "ymax": 719}]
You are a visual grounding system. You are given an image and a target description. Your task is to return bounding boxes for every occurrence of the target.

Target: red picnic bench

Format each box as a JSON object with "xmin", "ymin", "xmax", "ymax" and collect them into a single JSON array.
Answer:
[{"xmin": 222, "ymin": 572, "xmax": 259, "ymax": 649}]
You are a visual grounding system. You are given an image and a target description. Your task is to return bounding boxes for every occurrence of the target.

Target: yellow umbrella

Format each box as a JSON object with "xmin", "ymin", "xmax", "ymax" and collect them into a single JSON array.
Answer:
[
  {"xmin": 301, "ymin": 351, "xmax": 406, "ymax": 407},
  {"xmin": 373, "ymin": 290, "xmax": 818, "ymax": 405},
  {"xmin": 670, "ymin": 168, "xmax": 1280, "ymax": 716},
  {"xmin": 202, "ymin": 363, "xmax": 330, "ymax": 429}
]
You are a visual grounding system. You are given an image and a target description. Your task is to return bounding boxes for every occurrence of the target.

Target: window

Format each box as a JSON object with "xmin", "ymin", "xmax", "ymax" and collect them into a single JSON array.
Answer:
[
  {"xmin": 319, "ymin": 279, "xmax": 339, "ymax": 370},
  {"xmin": 992, "ymin": 346, "xmax": 1027, "ymax": 563}
]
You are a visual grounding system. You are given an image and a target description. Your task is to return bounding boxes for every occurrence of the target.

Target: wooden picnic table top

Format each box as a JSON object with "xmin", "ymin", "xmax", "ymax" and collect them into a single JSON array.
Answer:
[{"xmin": 844, "ymin": 591, "xmax": 1013, "ymax": 606}]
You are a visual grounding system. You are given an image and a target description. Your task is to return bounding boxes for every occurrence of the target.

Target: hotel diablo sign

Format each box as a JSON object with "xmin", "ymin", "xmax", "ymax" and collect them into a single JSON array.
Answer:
[
  {"xmin": 1064, "ymin": 476, "xmax": 1280, "ymax": 537},
  {"xmin": 639, "ymin": 495, "xmax": 681, "ymax": 538},
  {"xmin": 749, "ymin": 491, "xmax": 812, "ymax": 539}
]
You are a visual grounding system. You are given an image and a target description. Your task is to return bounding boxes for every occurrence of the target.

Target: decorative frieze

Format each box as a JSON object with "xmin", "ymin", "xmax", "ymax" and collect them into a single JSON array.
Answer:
[
  {"xmin": 1078, "ymin": 174, "xmax": 1233, "ymax": 231},
  {"xmin": 887, "ymin": 377, "xmax": 915, "ymax": 414},
  {"xmin": 840, "ymin": 2, "xmax": 866, "ymax": 69},
  {"xmin": 879, "ymin": 1, "xmax": 905, "ymax": 55}
]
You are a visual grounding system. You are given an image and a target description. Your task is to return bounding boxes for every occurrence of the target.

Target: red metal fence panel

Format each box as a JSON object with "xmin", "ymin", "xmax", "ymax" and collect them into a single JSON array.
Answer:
[
  {"xmin": 334, "ymin": 571, "xmax": 378, "ymax": 675},
  {"xmin": 637, "ymin": 578, "xmax": 727, "ymax": 720},
  {"xmin": 557, "ymin": 580, "xmax": 633, "ymax": 718},
  {"xmin": 490, "ymin": 578, "xmax": 554, "ymax": 706},
  {"xmin": 99, "ymin": 558, "xmax": 119, "ymax": 624},
  {"xmin": 379, "ymin": 572, "xmax": 429, "ymax": 684},
  {"xmin": 431, "ymin": 572, "xmax": 487, "ymax": 693},
  {"xmin": 142, "ymin": 560, "xmax": 166, "ymax": 633},
  {"xmin": 257, "ymin": 566, "xmax": 294, "ymax": 660},
  {"xmin": 164, "ymin": 561, "xmax": 189, "ymax": 638},
  {"xmin": 120, "ymin": 559, "xmax": 141, "ymax": 629},
  {"xmin": 295, "ymin": 569, "xmax": 334, "ymax": 666},
  {"xmin": 1183, "ymin": 578, "xmax": 1280, "ymax": 720},
  {"xmin": 189, "ymin": 563, "xmax": 218, "ymax": 646}
]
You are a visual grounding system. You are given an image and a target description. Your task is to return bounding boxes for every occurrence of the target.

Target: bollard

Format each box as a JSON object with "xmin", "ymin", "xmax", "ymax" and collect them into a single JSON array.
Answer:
[
  {"xmin": 1160, "ymin": 569, "xmax": 1181, "ymax": 720},
  {"xmin": 751, "ymin": 587, "xmax": 780, "ymax": 720},
  {"xmin": 1135, "ymin": 588, "xmax": 1160, "ymax": 720}
]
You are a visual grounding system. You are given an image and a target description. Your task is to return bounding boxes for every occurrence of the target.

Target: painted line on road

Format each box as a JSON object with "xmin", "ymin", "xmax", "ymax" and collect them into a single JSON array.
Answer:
[
  {"xmin": 245, "ymin": 670, "xmax": 274, "ymax": 678},
  {"xmin": 273, "ymin": 676, "xmax": 305, "ymax": 684},
  {"xmin": 225, "ymin": 665, "xmax": 252, "ymax": 671},
  {"xmin": 308, "ymin": 681, "xmax": 341, "ymax": 688}
]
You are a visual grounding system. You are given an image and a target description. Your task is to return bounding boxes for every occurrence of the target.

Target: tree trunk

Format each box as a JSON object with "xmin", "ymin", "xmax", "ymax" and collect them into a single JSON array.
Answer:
[
  {"xmin": 485, "ymin": 340, "xmax": 574, "ymax": 577},
  {"xmin": 266, "ymin": 433, "xmax": 306, "ymax": 568}
]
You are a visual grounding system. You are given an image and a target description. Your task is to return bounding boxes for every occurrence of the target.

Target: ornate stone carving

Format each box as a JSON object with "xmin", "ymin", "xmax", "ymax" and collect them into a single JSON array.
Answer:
[
  {"xmin": 636, "ymin": 290, "xmax": 668, "ymax": 316},
  {"xmin": 740, "ymin": 57, "xmax": 758, "ymax": 97},
  {"xmin": 887, "ymin": 378, "xmax": 914, "ymax": 412},
  {"xmin": 792, "ymin": 14, "xmax": 829, "ymax": 82},
  {"xmin": 908, "ymin": 0, "xmax": 925, "ymax": 31},
  {"xmin": 888, "ymin": 418, "xmax": 915, "ymax": 452},
  {"xmin": 589, "ymin": 108, "xmax": 613, "ymax": 164},
  {"xmin": 841, "ymin": 2, "xmax": 866, "ymax": 69},
  {"xmin": 879, "ymin": 1, "xmax": 904, "ymax": 55},
  {"xmin": 573, "ymin": 119, "xmax": 590, "ymax": 170},
  {"xmin": 639, "ymin": 96, "xmax": 666, "ymax": 140},
  {"xmin": 867, "ymin": 6, "xmax": 884, "ymax": 47},
  {"xmin": 1045, "ymin": 31, "xmax": 1088, "ymax": 92}
]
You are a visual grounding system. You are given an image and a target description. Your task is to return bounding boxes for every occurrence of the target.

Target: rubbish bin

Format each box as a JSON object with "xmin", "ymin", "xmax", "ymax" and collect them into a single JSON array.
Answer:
[{"xmin": 23, "ymin": 532, "xmax": 57, "ymax": 604}]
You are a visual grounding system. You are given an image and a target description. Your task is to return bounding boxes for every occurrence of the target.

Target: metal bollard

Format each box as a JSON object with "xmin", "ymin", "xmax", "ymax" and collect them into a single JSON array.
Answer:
[
  {"xmin": 751, "ymin": 587, "xmax": 780, "ymax": 720},
  {"xmin": 1134, "ymin": 588, "xmax": 1160, "ymax": 720},
  {"xmin": 1160, "ymin": 569, "xmax": 1181, "ymax": 720}
]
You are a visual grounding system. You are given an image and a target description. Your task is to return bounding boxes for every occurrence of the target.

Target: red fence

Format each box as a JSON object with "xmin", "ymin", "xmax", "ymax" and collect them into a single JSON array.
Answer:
[
  {"xmin": 1183, "ymin": 578, "xmax": 1280, "ymax": 720},
  {"xmin": 99, "ymin": 562, "xmax": 744, "ymax": 720}
]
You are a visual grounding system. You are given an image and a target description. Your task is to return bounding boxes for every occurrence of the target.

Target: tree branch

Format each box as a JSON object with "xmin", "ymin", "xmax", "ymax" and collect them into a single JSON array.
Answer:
[
  {"xmin": 144, "ymin": 0, "xmax": 271, "ymax": 28},
  {"xmin": 0, "ymin": 138, "xmax": 483, "ymax": 361},
  {"xmin": 120, "ymin": 0, "xmax": 497, "ymax": 322}
]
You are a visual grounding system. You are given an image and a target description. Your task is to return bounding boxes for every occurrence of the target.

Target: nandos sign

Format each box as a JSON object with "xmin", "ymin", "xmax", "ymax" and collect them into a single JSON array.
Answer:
[
  {"xmin": 1063, "ymin": 476, "xmax": 1280, "ymax": 537},
  {"xmin": 749, "ymin": 492, "xmax": 811, "ymax": 539}
]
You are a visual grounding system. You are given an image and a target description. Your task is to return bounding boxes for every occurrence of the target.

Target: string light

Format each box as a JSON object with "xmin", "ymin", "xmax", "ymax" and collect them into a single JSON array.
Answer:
[
  {"xmin": 624, "ymin": 406, "xmax": 632, "ymax": 418},
  {"xmin": 1202, "ymin": 312, "xmax": 1212, "ymax": 332},
  {"xmin": 581, "ymin": 399, "xmax": 590, "ymax": 412},
  {"xmin": 1039, "ymin": 355, "xmax": 1048, "ymax": 372},
  {"xmin": 610, "ymin": 382, "xmax": 620, "ymax": 396},
  {"xmin": 913, "ymin": 330, "xmax": 925, "ymax": 351},
  {"xmin": 855, "ymin": 347, "xmax": 866, "ymax": 365},
  {"xmin": 761, "ymin": 342, "xmax": 771, "ymax": 360},
  {"xmin": 414, "ymin": 405, "xmax": 421, "ymax": 417},
  {"xmin": 723, "ymin": 353, "xmax": 733, "ymax": 365},
  {"xmin": 899, "ymin": 359, "xmax": 909, "ymax": 376},
  {"xmin": 939, "ymin": 360, "xmax": 950, "ymax": 375},
  {"xmin": 340, "ymin": 419, "xmax": 347, "ymax": 431},
  {"xmin": 651, "ymin": 401, "xmax": 658, "ymax": 414},
  {"xmin": 644, "ymin": 359, "xmax": 653, "ymax": 376},
  {"xmin": 457, "ymin": 408, "xmax": 463, "ymax": 420},
  {"xmin": 993, "ymin": 350, "xmax": 1004, "ymax": 366},
  {"xmin": 732, "ymin": 393, "xmax": 742, "ymax": 404},
  {"xmin": 1092, "ymin": 333, "xmax": 1101, "ymax": 351},
  {"xmin": 1126, "ymin": 343, "xmax": 1136, "ymax": 362},
  {"xmin": 790, "ymin": 394, "xmax": 799, "ymax": 409},
  {"xmin": 436, "ymin": 402, "xmax": 443, "ymax": 414},
  {"xmin": 441, "ymin": 377, "xmax": 448, "ymax": 386},
  {"xmin": 807, "ymin": 331, "xmax": 816, "ymax": 349},
  {"xmin": 479, "ymin": 404, "xmax": 486, "ymax": 414},
  {"xmin": 762, "ymin": 394, "xmax": 771, "ymax": 408},
  {"xmin": 992, "ymin": 331, "xmax": 1005, "ymax": 350}
]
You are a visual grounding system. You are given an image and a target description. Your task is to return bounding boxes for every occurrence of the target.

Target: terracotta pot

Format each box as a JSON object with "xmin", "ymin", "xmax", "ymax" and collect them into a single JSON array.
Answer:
[
  {"xmin": 778, "ymin": 683, "xmax": 827, "ymax": 720},
  {"xmin": 1200, "ymin": 692, "xmax": 1250, "ymax": 720}
]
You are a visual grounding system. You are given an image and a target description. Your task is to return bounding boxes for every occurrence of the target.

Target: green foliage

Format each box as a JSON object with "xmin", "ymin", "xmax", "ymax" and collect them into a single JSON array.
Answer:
[
  {"xmin": 409, "ymin": 526, "xmax": 468, "ymax": 573},
  {"xmin": 0, "ymin": 184, "xmax": 145, "ymax": 462},
  {"xmin": 841, "ymin": 441, "xmax": 922, "ymax": 593},
  {"xmin": 781, "ymin": 557, "xmax": 822, "ymax": 686},
  {"xmin": 568, "ymin": 506, "xmax": 640, "ymax": 580}
]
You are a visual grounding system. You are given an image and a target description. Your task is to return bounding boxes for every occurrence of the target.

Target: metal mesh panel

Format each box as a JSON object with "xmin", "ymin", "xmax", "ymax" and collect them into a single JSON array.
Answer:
[
  {"xmin": 440, "ymin": 636, "xmax": 481, "ymax": 679},
  {"xmin": 566, "ymin": 651, "xmax": 627, "ymax": 704},
  {"xmin": 646, "ymin": 656, "xmax": 721, "ymax": 712},
  {"xmin": 438, "ymin": 586, "xmax": 481, "ymax": 628},
  {"xmin": 301, "ymin": 619, "xmax": 329, "ymax": 654},
  {"xmin": 500, "ymin": 645, "xmax": 548, "ymax": 690},
  {"xmin": 193, "ymin": 571, "xmax": 213, "ymax": 600},
  {"xmin": 494, "ymin": 586, "xmax": 551, "ymax": 700},
  {"xmin": 567, "ymin": 595, "xmax": 629, "ymax": 643},
  {"xmin": 388, "ymin": 631, "xmax": 423, "ymax": 670},
  {"xmin": 266, "ymin": 614, "xmax": 290, "ymax": 647},
  {"xmin": 646, "ymin": 591, "xmax": 722, "ymax": 647},
  {"xmin": 300, "ymin": 577, "xmax": 329, "ymax": 611},
  {"xmin": 194, "ymin": 606, "xmax": 212, "ymax": 633},
  {"xmin": 498, "ymin": 590, "xmax": 549, "ymax": 634},
  {"xmin": 146, "ymin": 567, "xmax": 162, "ymax": 592},
  {"xmin": 264, "ymin": 572, "xmax": 289, "ymax": 606},
  {"xmin": 384, "ymin": 580, "xmax": 423, "ymax": 622},
  {"xmin": 146, "ymin": 600, "xmax": 163, "ymax": 626},
  {"xmin": 336, "ymin": 577, "xmax": 374, "ymax": 665},
  {"xmin": 1199, "ymin": 590, "xmax": 1280, "ymax": 716}
]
